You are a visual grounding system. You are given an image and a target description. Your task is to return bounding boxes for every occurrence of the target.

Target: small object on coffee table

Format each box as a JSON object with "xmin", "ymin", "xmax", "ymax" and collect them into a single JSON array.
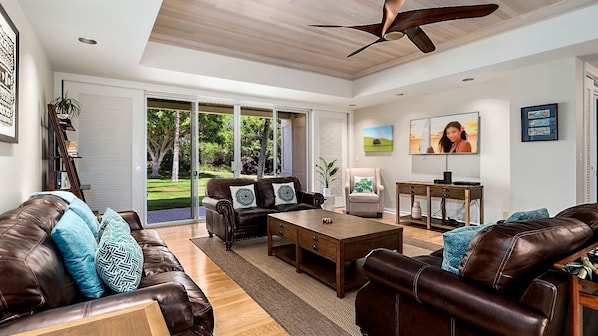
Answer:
[{"xmin": 322, "ymin": 217, "xmax": 332, "ymax": 224}]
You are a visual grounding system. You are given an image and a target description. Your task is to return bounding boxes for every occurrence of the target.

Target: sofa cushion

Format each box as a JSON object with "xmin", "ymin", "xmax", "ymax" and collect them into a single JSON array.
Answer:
[
  {"xmin": 555, "ymin": 203, "xmax": 598, "ymax": 238},
  {"xmin": 257, "ymin": 177, "xmax": 303, "ymax": 209},
  {"xmin": 353, "ymin": 176, "xmax": 374, "ymax": 193},
  {"xmin": 68, "ymin": 198, "xmax": 99, "ymax": 239},
  {"xmin": 229, "ymin": 184, "xmax": 258, "ymax": 209},
  {"xmin": 142, "ymin": 246, "xmax": 185, "ymax": 276},
  {"xmin": 272, "ymin": 182, "xmax": 297, "ymax": 206},
  {"xmin": 51, "ymin": 209, "xmax": 105, "ymax": 298},
  {"xmin": 348, "ymin": 192, "xmax": 379, "ymax": 203},
  {"xmin": 505, "ymin": 208, "xmax": 549, "ymax": 222},
  {"xmin": 441, "ymin": 223, "xmax": 493, "ymax": 274},
  {"xmin": 95, "ymin": 211, "xmax": 143, "ymax": 293},
  {"xmin": 460, "ymin": 217, "xmax": 592, "ymax": 291}
]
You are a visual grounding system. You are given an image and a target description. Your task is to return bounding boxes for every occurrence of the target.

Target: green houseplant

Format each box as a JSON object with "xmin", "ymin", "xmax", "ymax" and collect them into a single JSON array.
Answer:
[
  {"xmin": 316, "ymin": 157, "xmax": 339, "ymax": 196},
  {"xmin": 53, "ymin": 93, "xmax": 81, "ymax": 119}
]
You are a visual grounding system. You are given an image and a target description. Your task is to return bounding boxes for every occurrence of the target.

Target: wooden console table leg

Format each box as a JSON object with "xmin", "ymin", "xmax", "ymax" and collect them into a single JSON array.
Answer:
[
  {"xmin": 465, "ymin": 189, "xmax": 471, "ymax": 226},
  {"xmin": 480, "ymin": 195, "xmax": 484, "ymax": 224}
]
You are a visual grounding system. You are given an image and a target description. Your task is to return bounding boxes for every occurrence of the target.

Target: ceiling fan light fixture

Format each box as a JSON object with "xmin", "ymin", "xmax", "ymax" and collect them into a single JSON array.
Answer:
[{"xmin": 384, "ymin": 31, "xmax": 404, "ymax": 41}]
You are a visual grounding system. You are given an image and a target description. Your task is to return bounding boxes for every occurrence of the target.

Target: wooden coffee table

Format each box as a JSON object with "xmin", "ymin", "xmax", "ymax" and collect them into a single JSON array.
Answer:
[{"xmin": 267, "ymin": 209, "xmax": 403, "ymax": 298}]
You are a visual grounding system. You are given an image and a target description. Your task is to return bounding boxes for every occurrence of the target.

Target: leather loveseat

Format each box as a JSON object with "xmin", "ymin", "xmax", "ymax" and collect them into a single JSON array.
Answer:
[
  {"xmin": 202, "ymin": 176, "xmax": 324, "ymax": 250},
  {"xmin": 0, "ymin": 194, "xmax": 214, "ymax": 336},
  {"xmin": 355, "ymin": 203, "xmax": 598, "ymax": 336}
]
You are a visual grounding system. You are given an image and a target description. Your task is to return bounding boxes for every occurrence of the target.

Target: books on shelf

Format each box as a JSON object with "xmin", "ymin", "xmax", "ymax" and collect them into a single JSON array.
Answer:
[
  {"xmin": 66, "ymin": 141, "xmax": 79, "ymax": 157},
  {"xmin": 56, "ymin": 171, "xmax": 71, "ymax": 190}
]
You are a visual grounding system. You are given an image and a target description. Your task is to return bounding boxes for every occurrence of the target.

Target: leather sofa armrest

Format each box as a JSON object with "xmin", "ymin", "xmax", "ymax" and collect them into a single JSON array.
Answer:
[
  {"xmin": 297, "ymin": 191, "xmax": 325, "ymax": 207},
  {"xmin": 362, "ymin": 249, "xmax": 549, "ymax": 336},
  {"xmin": 0, "ymin": 282, "xmax": 194, "ymax": 335},
  {"xmin": 202, "ymin": 196, "xmax": 234, "ymax": 214}
]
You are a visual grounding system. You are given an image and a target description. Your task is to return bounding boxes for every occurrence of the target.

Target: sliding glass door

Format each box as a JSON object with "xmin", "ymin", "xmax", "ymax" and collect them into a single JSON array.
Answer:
[{"xmin": 146, "ymin": 97, "xmax": 310, "ymax": 225}]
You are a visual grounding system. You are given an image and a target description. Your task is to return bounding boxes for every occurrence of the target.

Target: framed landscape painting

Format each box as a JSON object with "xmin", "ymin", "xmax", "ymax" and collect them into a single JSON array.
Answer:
[
  {"xmin": 0, "ymin": 3, "xmax": 18, "ymax": 143},
  {"xmin": 364, "ymin": 125, "xmax": 393, "ymax": 152}
]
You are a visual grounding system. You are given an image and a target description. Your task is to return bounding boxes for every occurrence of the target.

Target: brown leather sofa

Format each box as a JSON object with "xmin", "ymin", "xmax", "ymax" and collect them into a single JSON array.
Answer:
[
  {"xmin": 355, "ymin": 203, "xmax": 598, "ymax": 336},
  {"xmin": 202, "ymin": 176, "xmax": 324, "ymax": 250},
  {"xmin": 0, "ymin": 195, "xmax": 214, "ymax": 336}
]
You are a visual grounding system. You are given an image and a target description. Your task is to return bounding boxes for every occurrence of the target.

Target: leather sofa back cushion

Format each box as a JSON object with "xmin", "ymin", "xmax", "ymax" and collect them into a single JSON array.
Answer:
[
  {"xmin": 555, "ymin": 203, "xmax": 598, "ymax": 238},
  {"xmin": 205, "ymin": 178, "xmax": 256, "ymax": 200},
  {"xmin": 0, "ymin": 197, "xmax": 78, "ymax": 324},
  {"xmin": 460, "ymin": 217, "xmax": 592, "ymax": 291},
  {"xmin": 257, "ymin": 177, "xmax": 302, "ymax": 209}
]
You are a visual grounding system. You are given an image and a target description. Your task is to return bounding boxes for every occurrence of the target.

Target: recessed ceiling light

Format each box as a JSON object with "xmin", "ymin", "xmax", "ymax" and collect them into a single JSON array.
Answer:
[
  {"xmin": 78, "ymin": 37, "xmax": 97, "ymax": 45},
  {"xmin": 462, "ymin": 77, "xmax": 474, "ymax": 82}
]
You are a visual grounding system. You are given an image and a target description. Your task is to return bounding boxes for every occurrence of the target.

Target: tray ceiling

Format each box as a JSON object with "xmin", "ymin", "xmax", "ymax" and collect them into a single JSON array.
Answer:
[{"xmin": 149, "ymin": 0, "xmax": 586, "ymax": 80}]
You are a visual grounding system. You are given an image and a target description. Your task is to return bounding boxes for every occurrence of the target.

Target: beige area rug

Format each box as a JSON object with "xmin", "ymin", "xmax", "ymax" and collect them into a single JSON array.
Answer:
[{"xmin": 191, "ymin": 236, "xmax": 441, "ymax": 336}]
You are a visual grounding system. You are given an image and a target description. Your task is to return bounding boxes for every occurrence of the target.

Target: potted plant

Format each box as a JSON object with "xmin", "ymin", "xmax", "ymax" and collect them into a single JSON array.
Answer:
[
  {"xmin": 53, "ymin": 93, "xmax": 81, "ymax": 119},
  {"xmin": 316, "ymin": 157, "xmax": 339, "ymax": 197}
]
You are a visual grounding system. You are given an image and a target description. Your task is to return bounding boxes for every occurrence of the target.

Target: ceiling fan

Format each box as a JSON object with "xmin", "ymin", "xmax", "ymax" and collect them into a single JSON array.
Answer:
[{"xmin": 310, "ymin": 0, "xmax": 499, "ymax": 57}]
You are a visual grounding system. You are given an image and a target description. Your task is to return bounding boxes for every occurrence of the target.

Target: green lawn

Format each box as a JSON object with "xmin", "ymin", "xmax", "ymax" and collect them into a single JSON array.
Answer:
[{"xmin": 147, "ymin": 171, "xmax": 234, "ymax": 211}]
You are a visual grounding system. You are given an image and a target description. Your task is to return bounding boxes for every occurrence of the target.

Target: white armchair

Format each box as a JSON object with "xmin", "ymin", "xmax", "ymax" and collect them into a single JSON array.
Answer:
[{"xmin": 345, "ymin": 168, "xmax": 384, "ymax": 218}]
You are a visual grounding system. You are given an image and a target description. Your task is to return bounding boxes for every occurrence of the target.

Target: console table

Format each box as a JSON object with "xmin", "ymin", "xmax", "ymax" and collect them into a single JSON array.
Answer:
[{"xmin": 396, "ymin": 181, "xmax": 484, "ymax": 230}]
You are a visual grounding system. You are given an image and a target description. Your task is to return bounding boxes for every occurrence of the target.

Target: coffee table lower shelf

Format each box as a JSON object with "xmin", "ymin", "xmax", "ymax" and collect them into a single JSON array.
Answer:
[{"xmin": 271, "ymin": 243, "xmax": 367, "ymax": 293}]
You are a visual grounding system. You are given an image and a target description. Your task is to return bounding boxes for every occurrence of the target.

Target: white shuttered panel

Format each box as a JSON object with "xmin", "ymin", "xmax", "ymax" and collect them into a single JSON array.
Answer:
[
  {"xmin": 313, "ymin": 110, "xmax": 347, "ymax": 207},
  {"xmin": 63, "ymin": 81, "xmax": 145, "ymax": 214}
]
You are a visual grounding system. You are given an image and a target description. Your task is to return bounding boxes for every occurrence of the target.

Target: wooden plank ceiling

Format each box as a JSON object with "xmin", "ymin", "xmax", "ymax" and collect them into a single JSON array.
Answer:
[{"xmin": 149, "ymin": 0, "xmax": 585, "ymax": 80}]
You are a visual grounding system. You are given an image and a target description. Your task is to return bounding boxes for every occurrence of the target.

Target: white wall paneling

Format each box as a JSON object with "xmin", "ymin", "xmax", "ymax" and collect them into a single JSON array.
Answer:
[{"xmin": 63, "ymin": 81, "xmax": 145, "ymax": 215}]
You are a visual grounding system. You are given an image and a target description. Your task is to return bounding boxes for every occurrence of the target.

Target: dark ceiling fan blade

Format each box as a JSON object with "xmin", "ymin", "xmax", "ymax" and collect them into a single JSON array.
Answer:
[
  {"xmin": 405, "ymin": 26, "xmax": 435, "ymax": 53},
  {"xmin": 387, "ymin": 4, "xmax": 499, "ymax": 33},
  {"xmin": 381, "ymin": 0, "xmax": 406, "ymax": 37},
  {"xmin": 310, "ymin": 23, "xmax": 382, "ymax": 38},
  {"xmin": 347, "ymin": 39, "xmax": 385, "ymax": 57}
]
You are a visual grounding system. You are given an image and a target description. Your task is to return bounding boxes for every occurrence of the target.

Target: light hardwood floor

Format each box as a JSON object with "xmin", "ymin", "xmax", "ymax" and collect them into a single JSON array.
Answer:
[{"xmin": 154, "ymin": 211, "xmax": 443, "ymax": 335}]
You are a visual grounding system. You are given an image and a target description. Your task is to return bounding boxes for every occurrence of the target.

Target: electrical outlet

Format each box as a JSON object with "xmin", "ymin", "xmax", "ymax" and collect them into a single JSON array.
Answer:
[{"xmin": 502, "ymin": 211, "xmax": 509, "ymax": 219}]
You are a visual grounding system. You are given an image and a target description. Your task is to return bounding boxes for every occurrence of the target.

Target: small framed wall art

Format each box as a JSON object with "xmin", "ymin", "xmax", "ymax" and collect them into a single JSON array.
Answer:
[
  {"xmin": 521, "ymin": 103, "xmax": 558, "ymax": 142},
  {"xmin": 0, "ymin": 3, "xmax": 18, "ymax": 143},
  {"xmin": 364, "ymin": 125, "xmax": 393, "ymax": 152}
]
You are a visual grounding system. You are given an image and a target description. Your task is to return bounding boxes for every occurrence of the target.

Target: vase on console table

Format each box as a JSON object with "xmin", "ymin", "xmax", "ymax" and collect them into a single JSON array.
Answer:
[{"xmin": 411, "ymin": 201, "xmax": 422, "ymax": 220}]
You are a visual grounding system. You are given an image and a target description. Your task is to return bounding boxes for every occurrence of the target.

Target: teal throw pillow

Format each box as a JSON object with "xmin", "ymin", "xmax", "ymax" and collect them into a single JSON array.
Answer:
[
  {"xmin": 51, "ymin": 209, "xmax": 105, "ymax": 298},
  {"xmin": 68, "ymin": 198, "xmax": 99, "ymax": 239},
  {"xmin": 441, "ymin": 223, "xmax": 493, "ymax": 275},
  {"xmin": 98, "ymin": 208, "xmax": 131, "ymax": 241},
  {"xmin": 353, "ymin": 176, "xmax": 374, "ymax": 193},
  {"xmin": 95, "ymin": 212, "xmax": 143, "ymax": 293},
  {"xmin": 505, "ymin": 208, "xmax": 549, "ymax": 222},
  {"xmin": 272, "ymin": 182, "xmax": 297, "ymax": 206}
]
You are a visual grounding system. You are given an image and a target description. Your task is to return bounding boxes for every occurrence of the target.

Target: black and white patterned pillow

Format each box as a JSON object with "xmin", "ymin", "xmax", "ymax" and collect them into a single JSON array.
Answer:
[
  {"xmin": 95, "ymin": 211, "xmax": 143, "ymax": 293},
  {"xmin": 273, "ymin": 182, "xmax": 297, "ymax": 206},
  {"xmin": 229, "ymin": 184, "xmax": 257, "ymax": 209}
]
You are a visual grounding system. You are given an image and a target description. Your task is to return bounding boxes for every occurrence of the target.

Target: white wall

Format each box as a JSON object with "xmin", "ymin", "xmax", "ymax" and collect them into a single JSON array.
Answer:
[
  {"xmin": 353, "ymin": 57, "xmax": 585, "ymax": 222},
  {"xmin": 0, "ymin": 0, "xmax": 53, "ymax": 212},
  {"xmin": 509, "ymin": 57, "xmax": 582, "ymax": 215},
  {"xmin": 353, "ymin": 80, "xmax": 510, "ymax": 222}
]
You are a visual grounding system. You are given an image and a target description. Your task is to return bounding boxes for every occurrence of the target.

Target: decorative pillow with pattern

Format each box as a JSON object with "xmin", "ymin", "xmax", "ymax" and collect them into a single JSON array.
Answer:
[
  {"xmin": 229, "ymin": 184, "xmax": 257, "ymax": 209},
  {"xmin": 98, "ymin": 207, "xmax": 131, "ymax": 241},
  {"xmin": 95, "ymin": 211, "xmax": 143, "ymax": 293},
  {"xmin": 353, "ymin": 176, "xmax": 374, "ymax": 193},
  {"xmin": 272, "ymin": 182, "xmax": 298, "ymax": 206}
]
